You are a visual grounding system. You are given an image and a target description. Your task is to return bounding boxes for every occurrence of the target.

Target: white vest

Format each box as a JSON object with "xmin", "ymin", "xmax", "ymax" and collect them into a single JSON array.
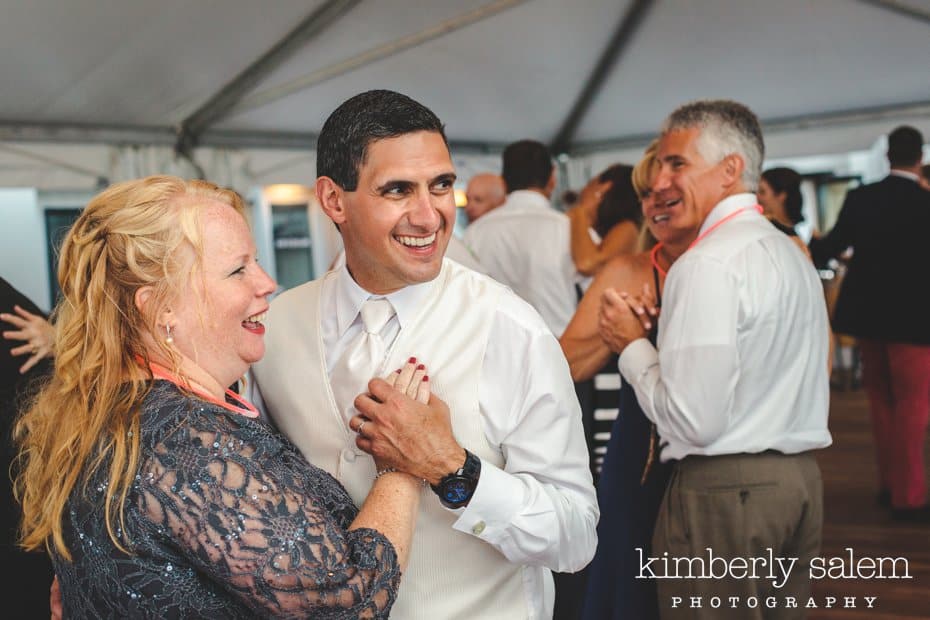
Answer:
[{"xmin": 253, "ymin": 260, "xmax": 532, "ymax": 619}]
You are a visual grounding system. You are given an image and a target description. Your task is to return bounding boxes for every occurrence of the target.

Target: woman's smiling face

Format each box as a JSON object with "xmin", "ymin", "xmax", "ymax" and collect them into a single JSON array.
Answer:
[{"xmin": 166, "ymin": 201, "xmax": 275, "ymax": 389}]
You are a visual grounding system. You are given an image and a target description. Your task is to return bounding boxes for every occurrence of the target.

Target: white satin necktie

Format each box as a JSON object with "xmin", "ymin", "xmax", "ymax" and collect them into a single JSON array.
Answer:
[{"xmin": 330, "ymin": 297, "xmax": 396, "ymax": 422}]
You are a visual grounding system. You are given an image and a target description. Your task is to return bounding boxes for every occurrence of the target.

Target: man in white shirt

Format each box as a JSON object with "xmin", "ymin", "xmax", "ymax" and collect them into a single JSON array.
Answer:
[
  {"xmin": 250, "ymin": 90, "xmax": 597, "ymax": 620},
  {"xmin": 598, "ymin": 100, "xmax": 832, "ymax": 618},
  {"xmin": 463, "ymin": 140, "xmax": 579, "ymax": 337}
]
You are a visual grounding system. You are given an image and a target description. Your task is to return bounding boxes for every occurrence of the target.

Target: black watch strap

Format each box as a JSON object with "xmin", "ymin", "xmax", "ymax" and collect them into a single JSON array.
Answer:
[{"xmin": 431, "ymin": 449, "xmax": 481, "ymax": 508}]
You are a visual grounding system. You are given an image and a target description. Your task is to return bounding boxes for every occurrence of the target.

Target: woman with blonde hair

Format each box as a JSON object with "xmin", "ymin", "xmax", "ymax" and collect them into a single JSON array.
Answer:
[
  {"xmin": 561, "ymin": 141, "xmax": 703, "ymax": 619},
  {"xmin": 15, "ymin": 176, "xmax": 425, "ymax": 618}
]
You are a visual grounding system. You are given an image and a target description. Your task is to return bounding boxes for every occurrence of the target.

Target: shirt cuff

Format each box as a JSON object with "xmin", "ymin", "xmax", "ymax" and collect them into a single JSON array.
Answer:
[
  {"xmin": 450, "ymin": 459, "xmax": 522, "ymax": 541},
  {"xmin": 618, "ymin": 337, "xmax": 658, "ymax": 384}
]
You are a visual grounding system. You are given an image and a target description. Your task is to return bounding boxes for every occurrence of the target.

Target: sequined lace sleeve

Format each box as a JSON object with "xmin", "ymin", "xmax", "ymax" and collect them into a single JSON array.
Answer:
[{"xmin": 136, "ymin": 396, "xmax": 400, "ymax": 619}]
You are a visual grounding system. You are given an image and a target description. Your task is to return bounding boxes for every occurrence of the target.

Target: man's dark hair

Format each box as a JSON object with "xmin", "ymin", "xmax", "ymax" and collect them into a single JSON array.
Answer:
[
  {"xmin": 502, "ymin": 140, "xmax": 553, "ymax": 193},
  {"xmin": 887, "ymin": 125, "xmax": 924, "ymax": 168},
  {"xmin": 316, "ymin": 90, "xmax": 448, "ymax": 190}
]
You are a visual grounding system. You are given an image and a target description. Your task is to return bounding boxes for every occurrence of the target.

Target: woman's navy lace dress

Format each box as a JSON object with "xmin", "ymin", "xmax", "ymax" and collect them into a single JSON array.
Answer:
[{"xmin": 53, "ymin": 380, "xmax": 400, "ymax": 619}]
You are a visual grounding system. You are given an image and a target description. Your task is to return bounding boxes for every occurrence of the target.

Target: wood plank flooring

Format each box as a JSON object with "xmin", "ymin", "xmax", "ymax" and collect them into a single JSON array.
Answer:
[{"xmin": 810, "ymin": 388, "xmax": 929, "ymax": 619}]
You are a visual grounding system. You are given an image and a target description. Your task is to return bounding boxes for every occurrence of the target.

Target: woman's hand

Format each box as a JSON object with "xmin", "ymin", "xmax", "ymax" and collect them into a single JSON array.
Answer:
[
  {"xmin": 575, "ymin": 177, "xmax": 613, "ymax": 224},
  {"xmin": 384, "ymin": 357, "xmax": 430, "ymax": 404},
  {"xmin": 597, "ymin": 283, "xmax": 658, "ymax": 354},
  {"xmin": 1, "ymin": 305, "xmax": 55, "ymax": 374},
  {"xmin": 50, "ymin": 575, "xmax": 62, "ymax": 620},
  {"xmin": 614, "ymin": 282, "xmax": 660, "ymax": 331}
]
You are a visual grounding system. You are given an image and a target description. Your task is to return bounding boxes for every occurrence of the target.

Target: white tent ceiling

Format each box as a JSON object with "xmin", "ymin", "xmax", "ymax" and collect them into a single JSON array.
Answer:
[{"xmin": 1, "ymin": 0, "xmax": 929, "ymax": 189}]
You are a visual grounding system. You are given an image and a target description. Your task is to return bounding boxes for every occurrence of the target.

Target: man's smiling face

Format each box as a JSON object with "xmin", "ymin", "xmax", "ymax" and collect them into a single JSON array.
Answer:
[
  {"xmin": 336, "ymin": 130, "xmax": 456, "ymax": 294},
  {"xmin": 651, "ymin": 127, "xmax": 730, "ymax": 237}
]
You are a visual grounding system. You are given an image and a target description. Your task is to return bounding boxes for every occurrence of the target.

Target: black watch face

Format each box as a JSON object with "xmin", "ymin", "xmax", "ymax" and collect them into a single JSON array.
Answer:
[{"xmin": 440, "ymin": 477, "xmax": 475, "ymax": 507}]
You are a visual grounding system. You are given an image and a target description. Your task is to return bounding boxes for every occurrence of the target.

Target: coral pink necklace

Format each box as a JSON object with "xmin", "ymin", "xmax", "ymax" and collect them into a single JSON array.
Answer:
[
  {"xmin": 145, "ymin": 359, "xmax": 258, "ymax": 418},
  {"xmin": 650, "ymin": 205, "xmax": 762, "ymax": 277}
]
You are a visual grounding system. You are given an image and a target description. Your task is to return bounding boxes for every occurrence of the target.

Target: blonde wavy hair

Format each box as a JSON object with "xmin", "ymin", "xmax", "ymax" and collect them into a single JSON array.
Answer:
[
  {"xmin": 633, "ymin": 140, "xmax": 659, "ymax": 251},
  {"xmin": 632, "ymin": 139, "xmax": 658, "ymax": 200},
  {"xmin": 14, "ymin": 175, "xmax": 246, "ymax": 559}
]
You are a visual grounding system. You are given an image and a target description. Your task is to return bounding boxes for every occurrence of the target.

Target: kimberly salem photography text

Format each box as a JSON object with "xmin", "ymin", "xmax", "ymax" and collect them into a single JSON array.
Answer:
[{"xmin": 637, "ymin": 546, "xmax": 911, "ymax": 610}]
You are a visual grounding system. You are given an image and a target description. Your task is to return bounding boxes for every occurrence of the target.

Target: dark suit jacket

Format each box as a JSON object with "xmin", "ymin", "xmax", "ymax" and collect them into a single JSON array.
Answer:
[
  {"xmin": 0, "ymin": 277, "xmax": 54, "ymax": 615},
  {"xmin": 809, "ymin": 174, "xmax": 930, "ymax": 344}
]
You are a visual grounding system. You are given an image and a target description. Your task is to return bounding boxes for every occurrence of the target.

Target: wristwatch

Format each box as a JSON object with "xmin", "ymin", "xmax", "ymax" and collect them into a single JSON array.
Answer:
[{"xmin": 431, "ymin": 449, "xmax": 481, "ymax": 509}]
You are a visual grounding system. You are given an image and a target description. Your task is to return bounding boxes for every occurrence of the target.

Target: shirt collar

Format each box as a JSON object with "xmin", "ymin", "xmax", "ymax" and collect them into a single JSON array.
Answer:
[
  {"xmin": 698, "ymin": 192, "xmax": 759, "ymax": 235},
  {"xmin": 889, "ymin": 169, "xmax": 920, "ymax": 183},
  {"xmin": 504, "ymin": 189, "xmax": 553, "ymax": 211},
  {"xmin": 333, "ymin": 261, "xmax": 440, "ymax": 338}
]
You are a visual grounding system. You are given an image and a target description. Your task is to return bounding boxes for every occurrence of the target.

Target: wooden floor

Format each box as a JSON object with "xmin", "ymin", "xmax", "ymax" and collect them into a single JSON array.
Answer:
[{"xmin": 810, "ymin": 387, "xmax": 929, "ymax": 619}]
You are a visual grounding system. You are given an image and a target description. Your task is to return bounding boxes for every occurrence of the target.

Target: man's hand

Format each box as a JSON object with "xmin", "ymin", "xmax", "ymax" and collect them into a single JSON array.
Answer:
[
  {"xmin": 353, "ymin": 376, "xmax": 464, "ymax": 487},
  {"xmin": 598, "ymin": 285, "xmax": 655, "ymax": 353}
]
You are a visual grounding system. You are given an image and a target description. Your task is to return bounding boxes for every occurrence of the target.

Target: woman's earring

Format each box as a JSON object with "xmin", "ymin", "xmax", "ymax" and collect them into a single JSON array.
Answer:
[{"xmin": 165, "ymin": 324, "xmax": 174, "ymax": 345}]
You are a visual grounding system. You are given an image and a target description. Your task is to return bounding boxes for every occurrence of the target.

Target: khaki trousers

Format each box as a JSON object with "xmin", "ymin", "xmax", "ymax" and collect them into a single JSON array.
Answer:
[{"xmin": 653, "ymin": 451, "xmax": 823, "ymax": 619}]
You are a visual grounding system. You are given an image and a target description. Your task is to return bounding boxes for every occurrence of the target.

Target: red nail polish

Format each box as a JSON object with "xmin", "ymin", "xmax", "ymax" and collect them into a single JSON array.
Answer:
[
  {"xmin": 408, "ymin": 356, "xmax": 417, "ymax": 363},
  {"xmin": 422, "ymin": 375, "xmax": 429, "ymax": 381},
  {"xmin": 416, "ymin": 363, "xmax": 425, "ymax": 370}
]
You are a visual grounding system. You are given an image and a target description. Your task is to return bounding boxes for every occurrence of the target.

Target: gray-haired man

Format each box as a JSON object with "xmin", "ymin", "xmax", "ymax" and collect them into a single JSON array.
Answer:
[{"xmin": 598, "ymin": 100, "xmax": 832, "ymax": 618}]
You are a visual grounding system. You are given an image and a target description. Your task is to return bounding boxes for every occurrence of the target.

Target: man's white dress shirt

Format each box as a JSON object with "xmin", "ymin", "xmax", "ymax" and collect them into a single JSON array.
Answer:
[
  {"xmin": 619, "ymin": 193, "xmax": 833, "ymax": 461},
  {"xmin": 251, "ymin": 259, "xmax": 597, "ymax": 619},
  {"xmin": 445, "ymin": 235, "xmax": 487, "ymax": 274},
  {"xmin": 463, "ymin": 190, "xmax": 579, "ymax": 336}
]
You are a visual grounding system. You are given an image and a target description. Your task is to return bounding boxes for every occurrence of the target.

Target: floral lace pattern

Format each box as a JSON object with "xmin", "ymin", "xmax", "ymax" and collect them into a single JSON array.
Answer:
[{"xmin": 53, "ymin": 381, "xmax": 400, "ymax": 619}]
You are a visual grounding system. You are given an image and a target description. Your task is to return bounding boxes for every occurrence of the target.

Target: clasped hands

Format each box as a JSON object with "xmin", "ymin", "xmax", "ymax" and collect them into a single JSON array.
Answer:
[
  {"xmin": 349, "ymin": 358, "xmax": 465, "ymax": 487},
  {"xmin": 598, "ymin": 282, "xmax": 659, "ymax": 354}
]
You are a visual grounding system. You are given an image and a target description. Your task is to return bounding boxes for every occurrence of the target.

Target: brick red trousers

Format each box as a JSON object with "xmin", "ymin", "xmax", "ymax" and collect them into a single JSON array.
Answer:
[{"xmin": 858, "ymin": 338, "xmax": 930, "ymax": 508}]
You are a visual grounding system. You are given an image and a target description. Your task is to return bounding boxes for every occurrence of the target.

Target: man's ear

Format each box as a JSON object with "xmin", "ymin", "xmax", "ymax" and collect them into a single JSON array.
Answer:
[
  {"xmin": 545, "ymin": 166, "xmax": 557, "ymax": 198},
  {"xmin": 316, "ymin": 177, "xmax": 347, "ymax": 225},
  {"xmin": 721, "ymin": 154, "xmax": 745, "ymax": 188}
]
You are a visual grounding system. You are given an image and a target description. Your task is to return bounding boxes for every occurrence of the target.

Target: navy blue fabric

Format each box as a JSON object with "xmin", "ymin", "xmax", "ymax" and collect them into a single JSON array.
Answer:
[{"xmin": 582, "ymin": 269, "xmax": 670, "ymax": 620}]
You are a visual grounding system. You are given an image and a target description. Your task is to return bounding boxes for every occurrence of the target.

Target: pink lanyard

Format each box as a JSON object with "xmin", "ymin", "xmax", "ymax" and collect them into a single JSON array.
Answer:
[
  {"xmin": 650, "ymin": 205, "xmax": 763, "ymax": 278},
  {"xmin": 688, "ymin": 204, "xmax": 763, "ymax": 250},
  {"xmin": 146, "ymin": 359, "xmax": 259, "ymax": 418}
]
